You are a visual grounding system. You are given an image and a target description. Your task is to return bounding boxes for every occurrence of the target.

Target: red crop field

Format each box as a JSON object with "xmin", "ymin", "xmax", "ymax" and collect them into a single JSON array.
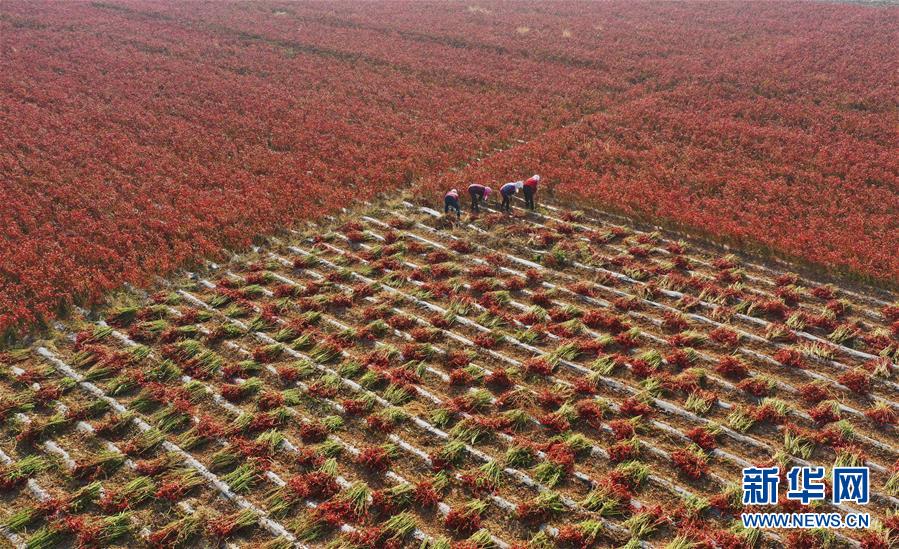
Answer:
[{"xmin": 1, "ymin": 0, "xmax": 897, "ymax": 336}]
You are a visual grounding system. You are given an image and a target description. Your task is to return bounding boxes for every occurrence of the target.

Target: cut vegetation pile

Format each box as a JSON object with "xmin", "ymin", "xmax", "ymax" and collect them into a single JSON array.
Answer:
[{"xmin": 1, "ymin": 196, "xmax": 897, "ymax": 548}]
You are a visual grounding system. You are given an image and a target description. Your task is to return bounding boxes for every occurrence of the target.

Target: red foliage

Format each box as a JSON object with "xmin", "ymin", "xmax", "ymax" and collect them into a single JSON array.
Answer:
[
  {"xmin": 755, "ymin": 299, "xmax": 790, "ymax": 319},
  {"xmin": 413, "ymin": 479, "xmax": 441, "ymax": 508},
  {"xmin": 256, "ymin": 391, "xmax": 284, "ymax": 411},
  {"xmin": 0, "ymin": 472, "xmax": 26, "ymax": 491},
  {"xmin": 686, "ymin": 427, "xmax": 717, "ymax": 451},
  {"xmin": 613, "ymin": 331, "xmax": 640, "ymax": 349},
  {"xmin": 670, "ymin": 449, "xmax": 708, "ymax": 480},
  {"xmin": 529, "ymin": 291, "xmax": 553, "ymax": 307},
  {"xmin": 556, "ymin": 524, "xmax": 594, "ymax": 549},
  {"xmin": 251, "ymin": 344, "xmax": 281, "ymax": 364},
  {"xmin": 773, "ymin": 348, "xmax": 805, "ymax": 369},
  {"xmin": 356, "ymin": 446, "xmax": 392, "ymax": 472},
  {"xmin": 608, "ymin": 419, "xmax": 635, "ymax": 441},
  {"xmin": 275, "ymin": 364, "xmax": 302, "ymax": 383},
  {"xmin": 864, "ymin": 406, "xmax": 897, "ymax": 426},
  {"xmin": 708, "ymin": 529, "xmax": 748, "ymax": 549},
  {"xmin": 714, "ymin": 356, "xmax": 749, "ymax": 379},
  {"xmin": 572, "ymin": 336, "xmax": 607, "ymax": 357},
  {"xmin": 574, "ymin": 399, "xmax": 605, "ymax": 427},
  {"xmin": 881, "ymin": 304, "xmax": 899, "ymax": 322},
  {"xmin": 573, "ymin": 377, "xmax": 597, "ymax": 395},
  {"xmin": 805, "ymin": 313, "xmax": 837, "ymax": 332},
  {"xmin": 308, "ymin": 499, "xmax": 354, "ymax": 530},
  {"xmin": 448, "ymin": 239, "xmax": 472, "ymax": 253},
  {"xmin": 537, "ymin": 389, "xmax": 564, "ymax": 409},
  {"xmin": 838, "ymin": 369, "xmax": 871, "ymax": 394},
  {"xmin": 796, "ymin": 382, "xmax": 830, "ymax": 404},
  {"xmin": 299, "ymin": 422, "xmax": 328, "ymax": 443},
  {"xmin": 401, "ymin": 343, "xmax": 432, "ymax": 362},
  {"xmin": 709, "ymin": 326, "xmax": 740, "ymax": 347},
  {"xmin": 448, "ymin": 368, "xmax": 475, "ymax": 387},
  {"xmin": 219, "ymin": 383, "xmax": 247, "ymax": 402},
  {"xmin": 858, "ymin": 532, "xmax": 890, "ymax": 549},
  {"xmin": 524, "ymin": 268, "xmax": 543, "ymax": 284},
  {"xmin": 629, "ymin": 358, "xmax": 657, "ymax": 379},
  {"xmin": 365, "ymin": 416, "xmax": 396, "ymax": 433},
  {"xmin": 444, "ymin": 508, "xmax": 481, "ymax": 535},
  {"xmin": 306, "ymin": 380, "xmax": 339, "ymax": 400},
  {"xmin": 515, "ymin": 500, "xmax": 552, "ymax": 525},
  {"xmin": 665, "ymin": 349, "xmax": 693, "ymax": 371},
  {"xmin": 524, "ymin": 357, "xmax": 554, "ymax": 377},
  {"xmin": 613, "ymin": 297, "xmax": 642, "ymax": 312},
  {"xmin": 207, "ymin": 513, "xmax": 248, "ymax": 539},
  {"xmin": 607, "ymin": 440, "xmax": 638, "ymax": 463},
  {"xmin": 709, "ymin": 491, "xmax": 738, "ymax": 515},
  {"xmin": 661, "ymin": 311, "xmax": 690, "ymax": 332},
  {"xmin": 785, "ymin": 531, "xmax": 826, "ymax": 549},
  {"xmin": 504, "ymin": 276, "xmax": 528, "ymax": 291},
  {"xmin": 582, "ymin": 310, "xmax": 628, "ymax": 333},
  {"xmin": 472, "ymin": 332, "xmax": 499, "ymax": 349},
  {"xmin": 619, "ymin": 397, "xmax": 653, "ymax": 418},
  {"xmin": 155, "ymin": 480, "xmax": 193, "ymax": 501},
  {"xmin": 340, "ymin": 398, "xmax": 370, "ymax": 416},
  {"xmin": 600, "ymin": 476, "xmax": 635, "ymax": 505},
  {"xmin": 410, "ymin": 326, "xmax": 439, "ymax": 342},
  {"xmin": 288, "ymin": 472, "xmax": 340, "ymax": 500},
  {"xmin": 751, "ymin": 403, "xmax": 786, "ymax": 425},
  {"xmin": 567, "ymin": 281, "xmax": 595, "ymax": 297},
  {"xmin": 387, "ymin": 315, "xmax": 416, "ymax": 331},
  {"xmin": 737, "ymin": 377, "xmax": 771, "ymax": 397},
  {"xmin": 62, "ymin": 515, "xmax": 105, "ymax": 548},
  {"xmin": 539, "ymin": 411, "xmax": 571, "ymax": 433},
  {"xmin": 485, "ymin": 368, "xmax": 512, "ymax": 389},
  {"xmin": 439, "ymin": 350, "xmax": 468, "ymax": 370}
]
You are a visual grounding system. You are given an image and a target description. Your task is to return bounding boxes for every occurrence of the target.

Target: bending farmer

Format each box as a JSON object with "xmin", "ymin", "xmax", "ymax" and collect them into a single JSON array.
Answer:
[
  {"xmin": 444, "ymin": 188, "xmax": 461, "ymax": 218},
  {"xmin": 523, "ymin": 174, "xmax": 540, "ymax": 210},
  {"xmin": 468, "ymin": 184, "xmax": 492, "ymax": 213},
  {"xmin": 500, "ymin": 180, "xmax": 523, "ymax": 212}
]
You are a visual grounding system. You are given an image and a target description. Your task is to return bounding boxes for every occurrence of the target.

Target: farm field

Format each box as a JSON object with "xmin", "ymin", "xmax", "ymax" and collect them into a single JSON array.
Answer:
[
  {"xmin": 2, "ymin": 0, "xmax": 898, "ymax": 336},
  {"xmin": 1, "ymin": 196, "xmax": 897, "ymax": 548}
]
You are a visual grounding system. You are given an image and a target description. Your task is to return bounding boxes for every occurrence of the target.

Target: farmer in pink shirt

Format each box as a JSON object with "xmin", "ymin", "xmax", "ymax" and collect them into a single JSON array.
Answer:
[{"xmin": 444, "ymin": 188, "xmax": 461, "ymax": 218}]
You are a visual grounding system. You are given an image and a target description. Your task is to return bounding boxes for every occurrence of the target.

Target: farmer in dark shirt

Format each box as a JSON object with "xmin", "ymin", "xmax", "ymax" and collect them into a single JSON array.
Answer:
[
  {"xmin": 499, "ymin": 181, "xmax": 522, "ymax": 212},
  {"xmin": 468, "ymin": 183, "xmax": 492, "ymax": 213}
]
